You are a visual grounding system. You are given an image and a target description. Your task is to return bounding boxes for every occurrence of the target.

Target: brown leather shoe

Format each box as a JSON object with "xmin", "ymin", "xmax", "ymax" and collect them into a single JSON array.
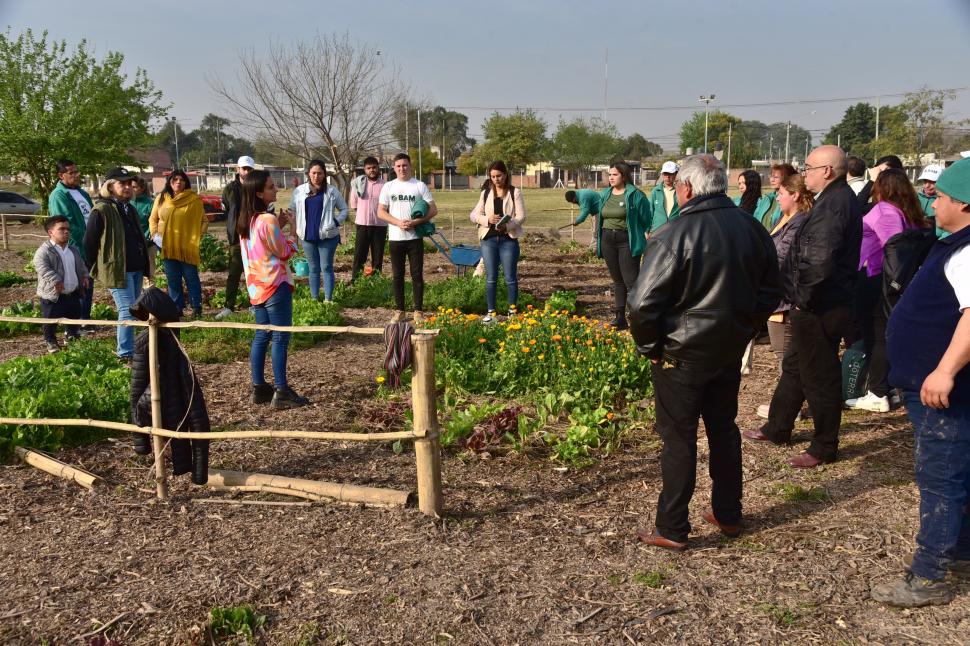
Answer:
[
  {"xmin": 636, "ymin": 527, "xmax": 687, "ymax": 552},
  {"xmin": 742, "ymin": 428, "xmax": 773, "ymax": 442},
  {"xmin": 788, "ymin": 451, "xmax": 824, "ymax": 468},
  {"xmin": 702, "ymin": 510, "xmax": 742, "ymax": 538}
]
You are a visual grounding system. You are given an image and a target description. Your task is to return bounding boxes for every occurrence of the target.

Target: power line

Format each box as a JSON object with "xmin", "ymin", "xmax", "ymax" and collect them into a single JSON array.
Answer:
[{"xmin": 442, "ymin": 86, "xmax": 970, "ymax": 113}]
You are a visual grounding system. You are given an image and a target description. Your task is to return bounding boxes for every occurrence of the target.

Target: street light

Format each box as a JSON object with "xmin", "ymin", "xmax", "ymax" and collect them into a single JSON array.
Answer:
[{"xmin": 699, "ymin": 95, "xmax": 715, "ymax": 154}]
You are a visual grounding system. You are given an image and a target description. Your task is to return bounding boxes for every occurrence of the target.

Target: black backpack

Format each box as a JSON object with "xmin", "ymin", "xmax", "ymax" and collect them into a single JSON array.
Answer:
[{"xmin": 881, "ymin": 227, "xmax": 937, "ymax": 316}]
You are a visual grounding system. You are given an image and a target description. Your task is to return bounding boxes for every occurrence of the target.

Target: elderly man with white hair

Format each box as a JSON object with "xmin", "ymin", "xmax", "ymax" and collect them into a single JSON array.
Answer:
[{"xmin": 628, "ymin": 154, "xmax": 782, "ymax": 551}]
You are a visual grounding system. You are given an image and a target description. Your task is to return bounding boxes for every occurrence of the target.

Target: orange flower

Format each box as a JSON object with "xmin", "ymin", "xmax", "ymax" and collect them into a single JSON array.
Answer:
[
  {"xmin": 521, "ymin": 346, "xmax": 531, "ymax": 353},
  {"xmin": 606, "ymin": 412, "xmax": 615, "ymax": 421},
  {"xmin": 552, "ymin": 334, "xmax": 562, "ymax": 342},
  {"xmin": 529, "ymin": 339, "xmax": 537, "ymax": 345},
  {"xmin": 478, "ymin": 338, "xmax": 487, "ymax": 344}
]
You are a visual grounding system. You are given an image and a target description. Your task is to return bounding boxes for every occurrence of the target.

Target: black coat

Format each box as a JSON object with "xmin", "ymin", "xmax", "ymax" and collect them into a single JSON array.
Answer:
[
  {"xmin": 773, "ymin": 211, "xmax": 809, "ymax": 311},
  {"xmin": 791, "ymin": 178, "xmax": 862, "ymax": 312},
  {"xmin": 627, "ymin": 193, "xmax": 783, "ymax": 370},
  {"xmin": 129, "ymin": 287, "xmax": 210, "ymax": 483}
]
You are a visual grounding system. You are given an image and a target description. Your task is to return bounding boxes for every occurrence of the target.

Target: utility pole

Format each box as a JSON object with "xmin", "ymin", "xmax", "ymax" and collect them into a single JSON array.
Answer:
[
  {"xmin": 172, "ymin": 118, "xmax": 180, "ymax": 169},
  {"xmin": 726, "ymin": 122, "xmax": 732, "ymax": 173},
  {"xmin": 874, "ymin": 96, "xmax": 881, "ymax": 164},
  {"xmin": 768, "ymin": 133, "xmax": 773, "ymax": 163},
  {"xmin": 784, "ymin": 121, "xmax": 791, "ymax": 163},
  {"xmin": 698, "ymin": 95, "xmax": 715, "ymax": 153}
]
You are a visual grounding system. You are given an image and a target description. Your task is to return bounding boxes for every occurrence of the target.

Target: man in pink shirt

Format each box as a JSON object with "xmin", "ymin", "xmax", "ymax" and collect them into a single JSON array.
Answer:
[{"xmin": 349, "ymin": 156, "xmax": 387, "ymax": 279}]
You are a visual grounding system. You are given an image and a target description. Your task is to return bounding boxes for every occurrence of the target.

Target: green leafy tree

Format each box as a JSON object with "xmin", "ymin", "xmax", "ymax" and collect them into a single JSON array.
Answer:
[
  {"xmin": 0, "ymin": 29, "xmax": 166, "ymax": 205},
  {"xmin": 151, "ymin": 119, "xmax": 199, "ymax": 168},
  {"xmin": 404, "ymin": 147, "xmax": 442, "ymax": 179},
  {"xmin": 392, "ymin": 105, "xmax": 474, "ymax": 161},
  {"xmin": 477, "ymin": 110, "xmax": 547, "ymax": 171},
  {"xmin": 823, "ymin": 102, "xmax": 876, "ymax": 157},
  {"xmin": 546, "ymin": 117, "xmax": 621, "ymax": 175},
  {"xmin": 623, "ymin": 133, "xmax": 663, "ymax": 159},
  {"xmin": 456, "ymin": 150, "xmax": 483, "ymax": 176}
]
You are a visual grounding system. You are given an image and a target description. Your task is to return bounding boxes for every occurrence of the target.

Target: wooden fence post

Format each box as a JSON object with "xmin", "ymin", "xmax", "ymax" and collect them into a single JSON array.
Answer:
[
  {"xmin": 411, "ymin": 333, "xmax": 442, "ymax": 516},
  {"xmin": 147, "ymin": 315, "xmax": 168, "ymax": 499},
  {"xmin": 1, "ymin": 214, "xmax": 8, "ymax": 251}
]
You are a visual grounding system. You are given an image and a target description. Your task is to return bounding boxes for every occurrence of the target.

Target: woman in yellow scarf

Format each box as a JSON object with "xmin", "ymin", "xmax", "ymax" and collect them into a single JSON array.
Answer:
[{"xmin": 149, "ymin": 170, "xmax": 208, "ymax": 317}]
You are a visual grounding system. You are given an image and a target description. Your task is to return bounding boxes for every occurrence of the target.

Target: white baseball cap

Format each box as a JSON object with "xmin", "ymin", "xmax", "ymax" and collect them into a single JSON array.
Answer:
[
  {"xmin": 918, "ymin": 164, "xmax": 944, "ymax": 182},
  {"xmin": 236, "ymin": 155, "xmax": 256, "ymax": 169},
  {"xmin": 661, "ymin": 161, "xmax": 679, "ymax": 174}
]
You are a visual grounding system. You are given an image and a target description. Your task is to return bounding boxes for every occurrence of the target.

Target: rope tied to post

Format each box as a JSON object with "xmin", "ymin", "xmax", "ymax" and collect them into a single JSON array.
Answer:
[{"xmin": 383, "ymin": 322, "xmax": 414, "ymax": 388}]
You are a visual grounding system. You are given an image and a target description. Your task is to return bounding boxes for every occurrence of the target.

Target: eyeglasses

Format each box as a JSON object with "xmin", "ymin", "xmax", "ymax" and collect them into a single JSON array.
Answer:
[{"xmin": 801, "ymin": 164, "xmax": 831, "ymax": 174}]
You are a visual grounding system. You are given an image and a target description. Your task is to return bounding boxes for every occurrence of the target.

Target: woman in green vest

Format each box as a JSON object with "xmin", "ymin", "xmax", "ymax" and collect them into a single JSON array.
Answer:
[{"xmin": 595, "ymin": 162, "xmax": 651, "ymax": 330}]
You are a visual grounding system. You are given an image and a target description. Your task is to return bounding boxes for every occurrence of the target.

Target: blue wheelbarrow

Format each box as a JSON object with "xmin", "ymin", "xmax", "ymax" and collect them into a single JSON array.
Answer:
[{"xmin": 425, "ymin": 227, "xmax": 481, "ymax": 276}]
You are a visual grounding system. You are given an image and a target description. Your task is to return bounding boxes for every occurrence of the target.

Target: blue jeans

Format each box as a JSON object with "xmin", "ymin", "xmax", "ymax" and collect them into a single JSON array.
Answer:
[
  {"xmin": 479, "ymin": 235, "xmax": 519, "ymax": 313},
  {"xmin": 903, "ymin": 391, "xmax": 970, "ymax": 581},
  {"xmin": 250, "ymin": 285, "xmax": 293, "ymax": 389},
  {"xmin": 302, "ymin": 237, "xmax": 340, "ymax": 300},
  {"xmin": 79, "ymin": 281, "xmax": 94, "ymax": 320},
  {"xmin": 108, "ymin": 271, "xmax": 143, "ymax": 358},
  {"xmin": 162, "ymin": 259, "xmax": 202, "ymax": 312}
]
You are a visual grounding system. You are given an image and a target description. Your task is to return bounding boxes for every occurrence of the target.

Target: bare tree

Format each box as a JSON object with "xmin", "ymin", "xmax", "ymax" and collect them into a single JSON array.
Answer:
[{"xmin": 212, "ymin": 32, "xmax": 406, "ymax": 195}]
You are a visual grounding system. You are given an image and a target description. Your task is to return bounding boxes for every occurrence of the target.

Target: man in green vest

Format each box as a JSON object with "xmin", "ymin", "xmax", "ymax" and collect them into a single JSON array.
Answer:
[{"xmin": 649, "ymin": 161, "xmax": 681, "ymax": 235}]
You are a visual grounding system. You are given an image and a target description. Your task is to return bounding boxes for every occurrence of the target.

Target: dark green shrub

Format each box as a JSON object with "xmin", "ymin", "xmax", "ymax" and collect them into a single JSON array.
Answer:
[
  {"xmin": 0, "ymin": 271, "xmax": 31, "ymax": 287},
  {"xmin": 198, "ymin": 233, "xmax": 229, "ymax": 272}
]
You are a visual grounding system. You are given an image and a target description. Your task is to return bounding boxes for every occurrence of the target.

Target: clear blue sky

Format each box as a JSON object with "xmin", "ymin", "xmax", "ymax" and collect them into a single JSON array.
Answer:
[{"xmin": 4, "ymin": 0, "xmax": 970, "ymax": 151}]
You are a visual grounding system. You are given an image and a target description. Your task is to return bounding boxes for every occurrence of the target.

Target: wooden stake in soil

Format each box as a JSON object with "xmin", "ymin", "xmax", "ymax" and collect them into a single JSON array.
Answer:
[
  {"xmin": 1, "ymin": 213, "xmax": 8, "ymax": 251},
  {"xmin": 14, "ymin": 446, "xmax": 103, "ymax": 490},
  {"xmin": 411, "ymin": 333, "xmax": 443, "ymax": 516},
  {"xmin": 147, "ymin": 315, "xmax": 168, "ymax": 500}
]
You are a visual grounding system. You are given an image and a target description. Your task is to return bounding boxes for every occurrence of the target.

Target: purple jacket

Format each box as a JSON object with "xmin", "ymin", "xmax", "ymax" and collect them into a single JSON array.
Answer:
[{"xmin": 860, "ymin": 201, "xmax": 910, "ymax": 277}]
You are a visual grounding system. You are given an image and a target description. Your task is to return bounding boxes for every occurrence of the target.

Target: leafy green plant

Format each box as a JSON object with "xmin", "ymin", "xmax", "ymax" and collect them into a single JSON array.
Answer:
[
  {"xmin": 89, "ymin": 302, "xmax": 117, "ymax": 320},
  {"xmin": 209, "ymin": 604, "xmax": 266, "ymax": 642},
  {"xmin": 332, "ymin": 273, "xmax": 393, "ymax": 308},
  {"xmin": 439, "ymin": 402, "xmax": 503, "ymax": 447},
  {"xmin": 422, "ymin": 275, "xmax": 535, "ymax": 314},
  {"xmin": 0, "ymin": 271, "xmax": 31, "ymax": 287},
  {"xmin": 545, "ymin": 290, "xmax": 578, "ymax": 314},
  {"xmin": 633, "ymin": 569, "xmax": 666, "ymax": 588},
  {"xmin": 0, "ymin": 301, "xmax": 40, "ymax": 337},
  {"xmin": 198, "ymin": 233, "xmax": 230, "ymax": 272},
  {"xmin": 756, "ymin": 602, "xmax": 798, "ymax": 628},
  {"xmin": 0, "ymin": 340, "xmax": 129, "ymax": 459}
]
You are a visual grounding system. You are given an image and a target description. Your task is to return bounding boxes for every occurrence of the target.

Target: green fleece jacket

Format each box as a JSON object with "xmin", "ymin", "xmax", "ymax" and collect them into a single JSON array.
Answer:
[
  {"xmin": 648, "ymin": 183, "xmax": 680, "ymax": 233},
  {"xmin": 48, "ymin": 181, "xmax": 93, "ymax": 255},
  {"xmin": 593, "ymin": 185, "xmax": 651, "ymax": 258},
  {"xmin": 571, "ymin": 189, "xmax": 602, "ymax": 225}
]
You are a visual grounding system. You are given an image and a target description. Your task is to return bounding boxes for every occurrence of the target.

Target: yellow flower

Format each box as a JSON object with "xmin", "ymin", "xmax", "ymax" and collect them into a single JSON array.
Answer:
[
  {"xmin": 509, "ymin": 323, "xmax": 522, "ymax": 331},
  {"xmin": 478, "ymin": 338, "xmax": 487, "ymax": 344},
  {"xmin": 537, "ymin": 354, "xmax": 545, "ymax": 360},
  {"xmin": 588, "ymin": 367, "xmax": 594, "ymax": 372},
  {"xmin": 375, "ymin": 376, "xmax": 385, "ymax": 384},
  {"xmin": 550, "ymin": 324, "xmax": 557, "ymax": 331},
  {"xmin": 521, "ymin": 346, "xmax": 531, "ymax": 353},
  {"xmin": 466, "ymin": 314, "xmax": 479, "ymax": 321},
  {"xmin": 527, "ymin": 318, "xmax": 538, "ymax": 326}
]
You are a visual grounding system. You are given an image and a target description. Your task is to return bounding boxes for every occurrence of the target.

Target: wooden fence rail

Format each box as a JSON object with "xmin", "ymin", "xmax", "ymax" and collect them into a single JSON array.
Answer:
[{"xmin": 0, "ymin": 314, "xmax": 443, "ymax": 515}]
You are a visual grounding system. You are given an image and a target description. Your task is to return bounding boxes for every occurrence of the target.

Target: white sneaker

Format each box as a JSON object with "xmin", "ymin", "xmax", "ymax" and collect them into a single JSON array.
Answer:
[
  {"xmin": 215, "ymin": 307, "xmax": 233, "ymax": 320},
  {"xmin": 845, "ymin": 391, "xmax": 890, "ymax": 413},
  {"xmin": 482, "ymin": 311, "xmax": 497, "ymax": 324}
]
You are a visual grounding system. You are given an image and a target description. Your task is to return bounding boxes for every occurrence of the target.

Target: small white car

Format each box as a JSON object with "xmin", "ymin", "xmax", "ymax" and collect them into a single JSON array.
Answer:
[{"xmin": 0, "ymin": 191, "xmax": 42, "ymax": 222}]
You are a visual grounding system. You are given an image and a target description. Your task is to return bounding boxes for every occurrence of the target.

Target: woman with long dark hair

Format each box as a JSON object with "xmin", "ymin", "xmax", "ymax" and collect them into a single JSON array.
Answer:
[
  {"xmin": 149, "ymin": 169, "xmax": 207, "ymax": 317},
  {"xmin": 237, "ymin": 170, "xmax": 308, "ymax": 409},
  {"xmin": 289, "ymin": 159, "xmax": 348, "ymax": 302},
  {"xmin": 470, "ymin": 160, "xmax": 526, "ymax": 323},
  {"xmin": 736, "ymin": 170, "xmax": 770, "ymax": 222},
  {"xmin": 846, "ymin": 168, "xmax": 929, "ymax": 413},
  {"xmin": 594, "ymin": 161, "xmax": 651, "ymax": 330}
]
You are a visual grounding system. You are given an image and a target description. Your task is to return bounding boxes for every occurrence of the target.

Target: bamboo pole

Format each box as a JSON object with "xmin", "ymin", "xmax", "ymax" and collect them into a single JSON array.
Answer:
[
  {"xmin": 14, "ymin": 446, "xmax": 103, "ymax": 490},
  {"xmin": 147, "ymin": 315, "xmax": 168, "ymax": 499},
  {"xmin": 1, "ymin": 213, "xmax": 8, "ymax": 251},
  {"xmin": 0, "ymin": 417, "xmax": 427, "ymax": 441},
  {"xmin": 0, "ymin": 316, "xmax": 147, "ymax": 328},
  {"xmin": 207, "ymin": 469, "xmax": 412, "ymax": 507},
  {"xmin": 411, "ymin": 334, "xmax": 443, "ymax": 516}
]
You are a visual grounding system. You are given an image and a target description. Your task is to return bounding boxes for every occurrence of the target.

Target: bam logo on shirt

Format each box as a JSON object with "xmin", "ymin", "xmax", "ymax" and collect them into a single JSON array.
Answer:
[{"xmin": 389, "ymin": 194, "xmax": 417, "ymax": 203}]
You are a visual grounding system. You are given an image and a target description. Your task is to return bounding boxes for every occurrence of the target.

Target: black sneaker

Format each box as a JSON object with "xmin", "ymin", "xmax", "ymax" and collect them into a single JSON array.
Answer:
[
  {"xmin": 272, "ymin": 386, "xmax": 309, "ymax": 410},
  {"xmin": 45, "ymin": 340, "xmax": 61, "ymax": 354},
  {"xmin": 251, "ymin": 383, "xmax": 274, "ymax": 405}
]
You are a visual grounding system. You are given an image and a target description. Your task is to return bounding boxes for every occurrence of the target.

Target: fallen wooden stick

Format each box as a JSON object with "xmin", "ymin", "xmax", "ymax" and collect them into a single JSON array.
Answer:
[
  {"xmin": 14, "ymin": 447, "xmax": 103, "ymax": 490},
  {"xmin": 75, "ymin": 611, "xmax": 128, "ymax": 640},
  {"xmin": 192, "ymin": 497, "xmax": 312, "ymax": 508},
  {"xmin": 207, "ymin": 469, "xmax": 412, "ymax": 508}
]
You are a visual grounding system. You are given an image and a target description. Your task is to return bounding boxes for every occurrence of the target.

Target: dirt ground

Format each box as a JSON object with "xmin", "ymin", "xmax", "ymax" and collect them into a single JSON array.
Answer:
[{"xmin": 1, "ymin": 224, "xmax": 968, "ymax": 644}]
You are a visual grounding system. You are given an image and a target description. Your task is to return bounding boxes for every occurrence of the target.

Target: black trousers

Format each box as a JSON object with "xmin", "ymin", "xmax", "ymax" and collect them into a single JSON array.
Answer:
[
  {"xmin": 855, "ymin": 272, "xmax": 890, "ymax": 397},
  {"xmin": 600, "ymin": 229, "xmax": 641, "ymax": 313},
  {"xmin": 40, "ymin": 291, "xmax": 82, "ymax": 344},
  {"xmin": 764, "ymin": 306, "xmax": 851, "ymax": 461},
  {"xmin": 389, "ymin": 238, "xmax": 424, "ymax": 311},
  {"xmin": 653, "ymin": 363, "xmax": 743, "ymax": 543},
  {"xmin": 351, "ymin": 224, "xmax": 388, "ymax": 278},
  {"xmin": 224, "ymin": 243, "xmax": 244, "ymax": 310}
]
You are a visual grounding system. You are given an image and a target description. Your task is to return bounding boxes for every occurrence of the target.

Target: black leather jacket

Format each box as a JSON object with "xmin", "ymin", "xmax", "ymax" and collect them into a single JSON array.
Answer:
[
  {"xmin": 628, "ymin": 193, "xmax": 783, "ymax": 370},
  {"xmin": 791, "ymin": 178, "xmax": 862, "ymax": 312}
]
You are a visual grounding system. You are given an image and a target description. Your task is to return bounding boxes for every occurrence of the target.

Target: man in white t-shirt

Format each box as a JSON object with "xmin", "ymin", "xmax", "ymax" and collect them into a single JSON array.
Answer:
[
  {"xmin": 377, "ymin": 153, "xmax": 437, "ymax": 324},
  {"xmin": 875, "ymin": 157, "xmax": 970, "ymax": 608}
]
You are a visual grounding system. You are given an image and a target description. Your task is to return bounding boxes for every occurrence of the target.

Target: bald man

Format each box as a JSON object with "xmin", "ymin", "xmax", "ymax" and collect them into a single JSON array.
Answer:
[{"xmin": 745, "ymin": 145, "xmax": 862, "ymax": 468}]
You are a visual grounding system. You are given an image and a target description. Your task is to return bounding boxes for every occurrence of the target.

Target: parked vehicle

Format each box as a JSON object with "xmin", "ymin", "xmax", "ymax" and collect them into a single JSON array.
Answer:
[
  {"xmin": 0, "ymin": 191, "xmax": 41, "ymax": 222},
  {"xmin": 200, "ymin": 193, "xmax": 225, "ymax": 222}
]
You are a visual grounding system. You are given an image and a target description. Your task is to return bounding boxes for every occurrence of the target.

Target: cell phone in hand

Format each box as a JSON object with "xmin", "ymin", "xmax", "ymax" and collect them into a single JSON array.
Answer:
[{"xmin": 495, "ymin": 213, "xmax": 512, "ymax": 228}]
